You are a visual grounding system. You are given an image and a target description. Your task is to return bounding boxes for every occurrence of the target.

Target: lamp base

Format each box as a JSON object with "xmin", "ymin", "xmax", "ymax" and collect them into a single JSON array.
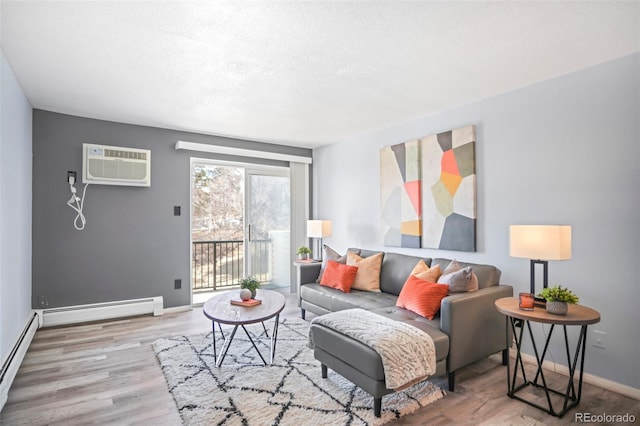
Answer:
[
  {"xmin": 313, "ymin": 238, "xmax": 323, "ymax": 262},
  {"xmin": 530, "ymin": 259, "xmax": 549, "ymax": 308}
]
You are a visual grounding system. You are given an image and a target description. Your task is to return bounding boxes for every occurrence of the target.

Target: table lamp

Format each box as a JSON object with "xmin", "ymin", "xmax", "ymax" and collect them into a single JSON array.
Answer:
[
  {"xmin": 307, "ymin": 220, "xmax": 332, "ymax": 261},
  {"xmin": 509, "ymin": 225, "xmax": 572, "ymax": 302}
]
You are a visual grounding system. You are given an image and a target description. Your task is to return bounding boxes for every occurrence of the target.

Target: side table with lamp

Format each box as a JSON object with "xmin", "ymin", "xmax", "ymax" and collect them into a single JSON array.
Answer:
[
  {"xmin": 495, "ymin": 297, "xmax": 600, "ymax": 417},
  {"xmin": 503, "ymin": 224, "xmax": 601, "ymax": 417}
]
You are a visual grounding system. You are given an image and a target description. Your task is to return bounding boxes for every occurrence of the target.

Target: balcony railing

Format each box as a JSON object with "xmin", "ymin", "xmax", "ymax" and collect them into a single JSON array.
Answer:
[{"xmin": 192, "ymin": 239, "xmax": 271, "ymax": 292}]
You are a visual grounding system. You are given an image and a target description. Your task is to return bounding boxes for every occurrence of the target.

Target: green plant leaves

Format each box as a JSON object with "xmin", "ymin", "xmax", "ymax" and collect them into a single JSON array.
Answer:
[{"xmin": 538, "ymin": 285, "xmax": 579, "ymax": 304}]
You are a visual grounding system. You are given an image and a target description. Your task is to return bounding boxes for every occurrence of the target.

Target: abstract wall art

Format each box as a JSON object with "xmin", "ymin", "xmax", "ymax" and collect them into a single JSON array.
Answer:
[
  {"xmin": 380, "ymin": 140, "xmax": 421, "ymax": 248},
  {"xmin": 380, "ymin": 125, "xmax": 476, "ymax": 252},
  {"xmin": 421, "ymin": 125, "xmax": 476, "ymax": 252}
]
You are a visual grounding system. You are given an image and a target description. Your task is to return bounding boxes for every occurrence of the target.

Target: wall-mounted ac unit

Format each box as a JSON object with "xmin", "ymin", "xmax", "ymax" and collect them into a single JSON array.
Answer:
[{"xmin": 82, "ymin": 143, "xmax": 151, "ymax": 187}]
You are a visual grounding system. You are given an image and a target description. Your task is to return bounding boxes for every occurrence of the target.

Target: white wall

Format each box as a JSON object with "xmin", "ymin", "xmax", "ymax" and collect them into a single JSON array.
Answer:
[
  {"xmin": 0, "ymin": 51, "xmax": 33, "ymax": 370},
  {"xmin": 313, "ymin": 54, "xmax": 639, "ymax": 389}
]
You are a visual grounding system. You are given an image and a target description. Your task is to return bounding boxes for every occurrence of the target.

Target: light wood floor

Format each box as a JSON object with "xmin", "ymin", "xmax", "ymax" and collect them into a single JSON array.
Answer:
[{"xmin": 1, "ymin": 294, "xmax": 637, "ymax": 425}]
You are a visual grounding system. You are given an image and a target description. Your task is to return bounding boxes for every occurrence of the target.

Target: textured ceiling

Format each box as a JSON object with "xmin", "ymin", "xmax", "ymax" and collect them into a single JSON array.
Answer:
[{"xmin": 1, "ymin": 1, "xmax": 638, "ymax": 148}]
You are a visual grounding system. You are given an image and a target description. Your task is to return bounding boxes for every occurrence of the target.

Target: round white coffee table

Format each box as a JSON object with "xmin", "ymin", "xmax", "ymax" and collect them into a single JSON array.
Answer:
[{"xmin": 203, "ymin": 289, "xmax": 286, "ymax": 367}]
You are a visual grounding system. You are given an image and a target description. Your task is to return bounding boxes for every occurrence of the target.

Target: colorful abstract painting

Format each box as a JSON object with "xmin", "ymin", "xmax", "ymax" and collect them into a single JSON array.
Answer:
[
  {"xmin": 380, "ymin": 125, "xmax": 476, "ymax": 251},
  {"xmin": 380, "ymin": 140, "xmax": 422, "ymax": 248},
  {"xmin": 421, "ymin": 125, "xmax": 476, "ymax": 251}
]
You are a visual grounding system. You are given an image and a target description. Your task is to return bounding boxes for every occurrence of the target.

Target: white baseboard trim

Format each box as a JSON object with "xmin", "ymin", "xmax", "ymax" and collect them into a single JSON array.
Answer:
[
  {"xmin": 35, "ymin": 296, "xmax": 164, "ymax": 328},
  {"xmin": 164, "ymin": 305, "xmax": 192, "ymax": 314},
  {"xmin": 510, "ymin": 348, "xmax": 640, "ymax": 400},
  {"xmin": 0, "ymin": 312, "xmax": 39, "ymax": 412}
]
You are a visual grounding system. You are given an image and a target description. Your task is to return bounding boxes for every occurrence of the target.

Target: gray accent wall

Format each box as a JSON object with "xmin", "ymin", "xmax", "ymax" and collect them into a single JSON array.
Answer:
[
  {"xmin": 32, "ymin": 110, "xmax": 311, "ymax": 309},
  {"xmin": 1, "ymin": 52, "xmax": 32, "ymax": 366},
  {"xmin": 312, "ymin": 54, "xmax": 639, "ymax": 389}
]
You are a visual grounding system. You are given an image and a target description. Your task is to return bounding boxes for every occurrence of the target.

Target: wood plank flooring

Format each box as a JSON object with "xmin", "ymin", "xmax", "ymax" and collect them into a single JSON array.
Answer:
[{"xmin": 1, "ymin": 294, "xmax": 637, "ymax": 425}]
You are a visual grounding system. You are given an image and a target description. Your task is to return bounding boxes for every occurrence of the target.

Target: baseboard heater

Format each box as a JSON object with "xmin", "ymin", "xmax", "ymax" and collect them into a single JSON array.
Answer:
[
  {"xmin": 37, "ymin": 296, "xmax": 164, "ymax": 328},
  {"xmin": 0, "ymin": 312, "xmax": 39, "ymax": 411}
]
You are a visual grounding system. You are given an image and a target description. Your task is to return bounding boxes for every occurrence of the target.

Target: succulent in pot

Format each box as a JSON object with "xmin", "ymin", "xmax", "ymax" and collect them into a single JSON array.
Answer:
[
  {"xmin": 538, "ymin": 285, "xmax": 579, "ymax": 315},
  {"xmin": 297, "ymin": 246, "xmax": 312, "ymax": 260},
  {"xmin": 239, "ymin": 276, "xmax": 260, "ymax": 298}
]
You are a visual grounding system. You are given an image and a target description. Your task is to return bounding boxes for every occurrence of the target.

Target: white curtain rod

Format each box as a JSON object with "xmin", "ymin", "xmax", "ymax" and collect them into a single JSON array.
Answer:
[{"xmin": 175, "ymin": 140, "xmax": 312, "ymax": 164}]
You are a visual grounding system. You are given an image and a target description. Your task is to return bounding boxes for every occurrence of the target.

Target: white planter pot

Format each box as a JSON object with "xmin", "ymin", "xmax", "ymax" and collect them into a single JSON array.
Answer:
[{"xmin": 546, "ymin": 301, "xmax": 568, "ymax": 315}]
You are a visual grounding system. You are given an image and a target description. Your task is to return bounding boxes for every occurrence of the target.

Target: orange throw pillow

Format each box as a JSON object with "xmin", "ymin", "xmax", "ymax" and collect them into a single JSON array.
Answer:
[
  {"xmin": 410, "ymin": 260, "xmax": 442, "ymax": 283},
  {"xmin": 320, "ymin": 260, "xmax": 358, "ymax": 293},
  {"xmin": 396, "ymin": 275, "xmax": 449, "ymax": 319},
  {"xmin": 347, "ymin": 251, "xmax": 383, "ymax": 292}
]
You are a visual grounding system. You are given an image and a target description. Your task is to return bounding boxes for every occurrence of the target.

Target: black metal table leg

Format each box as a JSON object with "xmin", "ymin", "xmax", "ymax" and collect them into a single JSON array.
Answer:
[
  {"xmin": 506, "ymin": 318, "xmax": 590, "ymax": 417},
  {"xmin": 212, "ymin": 320, "xmax": 217, "ymax": 360},
  {"xmin": 496, "ymin": 298, "xmax": 600, "ymax": 420},
  {"xmin": 216, "ymin": 325, "xmax": 239, "ymax": 367},
  {"xmin": 508, "ymin": 317, "xmax": 529, "ymax": 395},
  {"xmin": 213, "ymin": 320, "xmax": 281, "ymax": 367},
  {"xmin": 270, "ymin": 314, "xmax": 280, "ymax": 364},
  {"xmin": 241, "ymin": 324, "xmax": 268, "ymax": 365}
]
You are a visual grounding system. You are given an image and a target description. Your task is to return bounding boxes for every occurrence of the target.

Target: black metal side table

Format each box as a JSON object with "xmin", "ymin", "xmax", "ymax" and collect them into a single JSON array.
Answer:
[{"xmin": 495, "ymin": 297, "xmax": 600, "ymax": 417}]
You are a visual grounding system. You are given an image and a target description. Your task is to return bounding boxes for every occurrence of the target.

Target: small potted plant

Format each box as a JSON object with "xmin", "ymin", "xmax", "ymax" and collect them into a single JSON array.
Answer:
[
  {"xmin": 538, "ymin": 285, "xmax": 579, "ymax": 315},
  {"xmin": 239, "ymin": 276, "xmax": 260, "ymax": 298},
  {"xmin": 297, "ymin": 246, "xmax": 312, "ymax": 260}
]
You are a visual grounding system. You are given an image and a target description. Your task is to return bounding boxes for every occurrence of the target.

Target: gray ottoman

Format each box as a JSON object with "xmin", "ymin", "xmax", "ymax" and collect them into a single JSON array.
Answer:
[{"xmin": 309, "ymin": 308, "xmax": 449, "ymax": 417}]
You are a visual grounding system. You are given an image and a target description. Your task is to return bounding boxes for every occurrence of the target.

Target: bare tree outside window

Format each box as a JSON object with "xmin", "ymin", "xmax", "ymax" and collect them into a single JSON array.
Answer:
[{"xmin": 192, "ymin": 164, "xmax": 244, "ymax": 242}]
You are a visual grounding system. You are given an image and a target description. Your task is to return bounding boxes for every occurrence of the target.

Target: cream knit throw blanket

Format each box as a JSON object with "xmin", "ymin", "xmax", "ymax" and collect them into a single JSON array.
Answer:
[{"xmin": 309, "ymin": 308, "xmax": 436, "ymax": 390}]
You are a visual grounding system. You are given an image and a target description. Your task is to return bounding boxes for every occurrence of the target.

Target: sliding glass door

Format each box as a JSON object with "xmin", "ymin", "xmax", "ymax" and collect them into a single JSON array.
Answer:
[
  {"xmin": 246, "ymin": 169, "xmax": 290, "ymax": 288},
  {"xmin": 191, "ymin": 161, "xmax": 290, "ymax": 299}
]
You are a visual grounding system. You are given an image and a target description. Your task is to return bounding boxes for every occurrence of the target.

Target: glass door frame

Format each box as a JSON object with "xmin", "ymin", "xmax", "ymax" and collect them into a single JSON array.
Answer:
[
  {"xmin": 189, "ymin": 157, "xmax": 291, "ymax": 305},
  {"xmin": 244, "ymin": 167, "xmax": 290, "ymax": 282}
]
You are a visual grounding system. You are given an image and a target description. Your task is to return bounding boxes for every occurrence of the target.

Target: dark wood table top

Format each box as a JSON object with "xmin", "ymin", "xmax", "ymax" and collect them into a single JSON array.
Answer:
[
  {"xmin": 495, "ymin": 297, "xmax": 600, "ymax": 326},
  {"xmin": 203, "ymin": 289, "xmax": 286, "ymax": 325}
]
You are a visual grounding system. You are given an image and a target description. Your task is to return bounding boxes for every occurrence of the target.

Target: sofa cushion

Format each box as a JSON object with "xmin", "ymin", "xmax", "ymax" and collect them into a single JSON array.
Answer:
[
  {"xmin": 320, "ymin": 260, "xmax": 358, "ymax": 292},
  {"xmin": 301, "ymin": 283, "xmax": 397, "ymax": 313},
  {"xmin": 379, "ymin": 252, "xmax": 432, "ymax": 296},
  {"xmin": 330, "ymin": 289, "xmax": 398, "ymax": 311},
  {"xmin": 301, "ymin": 284, "xmax": 334, "ymax": 310},
  {"xmin": 432, "ymin": 258, "xmax": 501, "ymax": 289},
  {"xmin": 396, "ymin": 275, "xmax": 449, "ymax": 320},
  {"xmin": 347, "ymin": 251, "xmax": 383, "ymax": 292}
]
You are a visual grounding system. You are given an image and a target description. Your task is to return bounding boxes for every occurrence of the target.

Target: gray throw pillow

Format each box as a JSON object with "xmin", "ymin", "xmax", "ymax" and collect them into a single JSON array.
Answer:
[
  {"xmin": 438, "ymin": 260, "xmax": 479, "ymax": 292},
  {"xmin": 438, "ymin": 266, "xmax": 473, "ymax": 293}
]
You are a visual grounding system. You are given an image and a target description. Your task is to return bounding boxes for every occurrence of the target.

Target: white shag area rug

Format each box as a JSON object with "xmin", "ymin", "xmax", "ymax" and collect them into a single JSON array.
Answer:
[{"xmin": 153, "ymin": 318, "xmax": 445, "ymax": 425}]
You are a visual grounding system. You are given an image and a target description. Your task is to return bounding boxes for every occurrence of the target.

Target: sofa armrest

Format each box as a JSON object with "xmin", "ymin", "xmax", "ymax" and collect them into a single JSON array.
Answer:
[
  {"xmin": 296, "ymin": 262, "xmax": 322, "ymax": 306},
  {"xmin": 440, "ymin": 285, "xmax": 513, "ymax": 372}
]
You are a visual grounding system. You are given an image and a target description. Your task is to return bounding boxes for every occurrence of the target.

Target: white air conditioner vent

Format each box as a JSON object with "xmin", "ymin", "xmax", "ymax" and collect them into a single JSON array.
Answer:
[{"xmin": 83, "ymin": 143, "xmax": 151, "ymax": 186}]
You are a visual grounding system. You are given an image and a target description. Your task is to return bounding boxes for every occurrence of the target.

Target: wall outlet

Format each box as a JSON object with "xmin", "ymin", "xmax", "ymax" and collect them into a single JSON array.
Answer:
[
  {"xmin": 67, "ymin": 170, "xmax": 77, "ymax": 184},
  {"xmin": 38, "ymin": 295, "xmax": 49, "ymax": 308},
  {"xmin": 173, "ymin": 206, "xmax": 181, "ymax": 216},
  {"xmin": 592, "ymin": 329, "xmax": 607, "ymax": 349},
  {"xmin": 174, "ymin": 279, "xmax": 181, "ymax": 290}
]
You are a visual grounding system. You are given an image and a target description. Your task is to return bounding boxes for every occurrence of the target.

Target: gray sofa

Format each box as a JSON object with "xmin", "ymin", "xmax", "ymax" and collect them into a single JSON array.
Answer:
[{"xmin": 298, "ymin": 248, "xmax": 513, "ymax": 397}]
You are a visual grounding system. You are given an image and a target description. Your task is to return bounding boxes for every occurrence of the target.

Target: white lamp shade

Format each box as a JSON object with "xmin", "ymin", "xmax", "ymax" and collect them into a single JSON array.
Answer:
[
  {"xmin": 307, "ymin": 220, "xmax": 332, "ymax": 238},
  {"xmin": 510, "ymin": 225, "xmax": 571, "ymax": 260}
]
